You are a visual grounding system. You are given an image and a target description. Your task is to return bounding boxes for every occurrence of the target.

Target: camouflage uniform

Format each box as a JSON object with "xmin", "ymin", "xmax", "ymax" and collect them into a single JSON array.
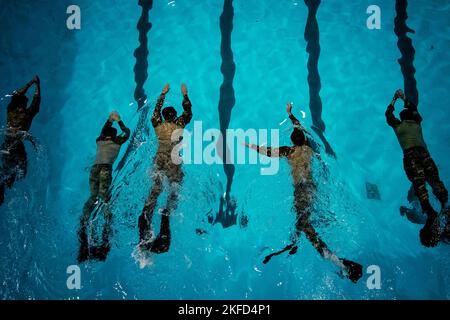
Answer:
[
  {"xmin": 0, "ymin": 92, "xmax": 40, "ymax": 205},
  {"xmin": 386, "ymin": 99, "xmax": 448, "ymax": 211},
  {"xmin": 403, "ymin": 147, "xmax": 448, "ymax": 207},
  {"xmin": 78, "ymin": 119, "xmax": 130, "ymax": 262},
  {"xmin": 138, "ymin": 92, "xmax": 192, "ymax": 249}
]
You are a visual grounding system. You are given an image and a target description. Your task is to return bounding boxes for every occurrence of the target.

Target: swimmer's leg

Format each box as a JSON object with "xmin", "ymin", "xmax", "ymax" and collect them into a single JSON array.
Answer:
[
  {"xmin": 138, "ymin": 173, "xmax": 163, "ymax": 246},
  {"xmin": 404, "ymin": 150, "xmax": 440, "ymax": 247},
  {"xmin": 423, "ymin": 152, "xmax": 448, "ymax": 208},
  {"xmin": 95, "ymin": 167, "xmax": 113, "ymax": 261},
  {"xmin": 78, "ymin": 197, "xmax": 96, "ymax": 263},
  {"xmin": 77, "ymin": 165, "xmax": 100, "ymax": 263},
  {"xmin": 294, "ymin": 183, "xmax": 362, "ymax": 283},
  {"xmin": 94, "ymin": 205, "xmax": 113, "ymax": 261},
  {"xmin": 150, "ymin": 175, "xmax": 182, "ymax": 254},
  {"xmin": 300, "ymin": 218, "xmax": 362, "ymax": 283}
]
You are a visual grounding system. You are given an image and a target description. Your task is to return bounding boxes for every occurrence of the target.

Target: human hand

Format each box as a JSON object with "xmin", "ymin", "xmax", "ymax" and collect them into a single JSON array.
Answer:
[
  {"xmin": 181, "ymin": 83, "xmax": 188, "ymax": 96},
  {"xmin": 286, "ymin": 102, "xmax": 293, "ymax": 115},
  {"xmin": 109, "ymin": 111, "xmax": 120, "ymax": 122},
  {"xmin": 395, "ymin": 89, "xmax": 404, "ymax": 100},
  {"xmin": 162, "ymin": 83, "xmax": 170, "ymax": 95},
  {"xmin": 112, "ymin": 111, "xmax": 121, "ymax": 121}
]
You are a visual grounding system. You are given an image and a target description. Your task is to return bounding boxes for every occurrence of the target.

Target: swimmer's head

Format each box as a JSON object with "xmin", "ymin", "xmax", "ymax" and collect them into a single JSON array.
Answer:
[
  {"xmin": 10, "ymin": 94, "xmax": 28, "ymax": 110},
  {"xmin": 162, "ymin": 106, "xmax": 177, "ymax": 122},
  {"xmin": 291, "ymin": 128, "xmax": 306, "ymax": 146},
  {"xmin": 400, "ymin": 108, "xmax": 414, "ymax": 121},
  {"xmin": 104, "ymin": 127, "xmax": 117, "ymax": 139}
]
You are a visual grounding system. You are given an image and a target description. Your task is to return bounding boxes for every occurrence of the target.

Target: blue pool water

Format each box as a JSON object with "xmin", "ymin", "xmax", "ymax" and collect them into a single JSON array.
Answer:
[{"xmin": 1, "ymin": 0, "xmax": 449, "ymax": 299}]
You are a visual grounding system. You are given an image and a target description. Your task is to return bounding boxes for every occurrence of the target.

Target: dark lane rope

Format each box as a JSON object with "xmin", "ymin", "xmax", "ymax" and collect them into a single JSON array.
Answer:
[
  {"xmin": 394, "ymin": 0, "xmax": 419, "ymax": 106},
  {"xmin": 218, "ymin": 0, "xmax": 236, "ymax": 200},
  {"xmin": 394, "ymin": 0, "xmax": 421, "ymax": 212},
  {"xmin": 304, "ymin": 0, "xmax": 336, "ymax": 158},
  {"xmin": 115, "ymin": 0, "xmax": 153, "ymax": 173}
]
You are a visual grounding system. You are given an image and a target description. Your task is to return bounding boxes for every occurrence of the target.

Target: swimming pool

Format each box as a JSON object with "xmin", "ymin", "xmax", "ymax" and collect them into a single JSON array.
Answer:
[{"xmin": 0, "ymin": 0, "xmax": 449, "ymax": 299}]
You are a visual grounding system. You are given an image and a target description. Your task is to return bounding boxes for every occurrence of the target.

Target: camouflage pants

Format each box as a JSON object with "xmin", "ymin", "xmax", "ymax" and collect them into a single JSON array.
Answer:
[
  {"xmin": 80, "ymin": 164, "xmax": 112, "ymax": 227},
  {"xmin": 0, "ymin": 139, "xmax": 27, "ymax": 201},
  {"xmin": 403, "ymin": 147, "xmax": 448, "ymax": 210},
  {"xmin": 78, "ymin": 164, "xmax": 113, "ymax": 261}
]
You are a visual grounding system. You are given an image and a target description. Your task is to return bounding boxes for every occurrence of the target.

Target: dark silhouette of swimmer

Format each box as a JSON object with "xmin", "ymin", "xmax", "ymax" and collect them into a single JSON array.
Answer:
[
  {"xmin": 244, "ymin": 103, "xmax": 363, "ymax": 283},
  {"xmin": 386, "ymin": 89, "xmax": 449, "ymax": 247},
  {"xmin": 78, "ymin": 111, "xmax": 130, "ymax": 263},
  {"xmin": 138, "ymin": 83, "xmax": 192, "ymax": 254},
  {"xmin": 208, "ymin": 196, "xmax": 238, "ymax": 228},
  {"xmin": 1, "ymin": 76, "xmax": 41, "ymax": 206},
  {"xmin": 400, "ymin": 186, "xmax": 427, "ymax": 225}
]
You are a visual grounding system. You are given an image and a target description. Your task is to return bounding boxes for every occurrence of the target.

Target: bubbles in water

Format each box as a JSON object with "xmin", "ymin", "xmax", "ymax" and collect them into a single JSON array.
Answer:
[{"xmin": 132, "ymin": 244, "xmax": 155, "ymax": 269}]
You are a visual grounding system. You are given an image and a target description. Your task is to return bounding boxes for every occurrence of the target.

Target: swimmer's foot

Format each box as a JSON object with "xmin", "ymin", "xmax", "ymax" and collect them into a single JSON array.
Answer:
[
  {"xmin": 288, "ymin": 245, "xmax": 298, "ymax": 255},
  {"xmin": 263, "ymin": 243, "xmax": 297, "ymax": 264},
  {"xmin": 420, "ymin": 213, "xmax": 441, "ymax": 248},
  {"xmin": 150, "ymin": 234, "xmax": 171, "ymax": 254},
  {"xmin": 91, "ymin": 243, "xmax": 111, "ymax": 262},
  {"xmin": 341, "ymin": 259, "xmax": 363, "ymax": 283},
  {"xmin": 138, "ymin": 237, "xmax": 153, "ymax": 251},
  {"xmin": 77, "ymin": 245, "xmax": 89, "ymax": 264}
]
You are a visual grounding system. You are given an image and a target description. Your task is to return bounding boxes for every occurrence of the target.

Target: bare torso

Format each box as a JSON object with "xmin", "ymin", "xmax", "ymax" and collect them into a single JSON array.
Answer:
[{"xmin": 287, "ymin": 145, "xmax": 314, "ymax": 185}]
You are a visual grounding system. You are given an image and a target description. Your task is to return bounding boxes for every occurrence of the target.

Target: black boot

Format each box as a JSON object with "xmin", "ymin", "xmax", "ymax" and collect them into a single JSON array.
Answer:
[
  {"xmin": 149, "ymin": 210, "xmax": 171, "ymax": 254},
  {"xmin": 77, "ymin": 228, "xmax": 90, "ymax": 263},
  {"xmin": 341, "ymin": 259, "xmax": 363, "ymax": 283},
  {"xmin": 419, "ymin": 204, "xmax": 440, "ymax": 248}
]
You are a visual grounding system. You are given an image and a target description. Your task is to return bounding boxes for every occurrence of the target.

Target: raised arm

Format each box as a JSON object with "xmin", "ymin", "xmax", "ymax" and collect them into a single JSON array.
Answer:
[
  {"xmin": 15, "ymin": 77, "xmax": 36, "ymax": 96},
  {"xmin": 28, "ymin": 76, "xmax": 41, "ymax": 117},
  {"xmin": 115, "ymin": 118, "xmax": 131, "ymax": 145},
  {"xmin": 386, "ymin": 90, "xmax": 402, "ymax": 128},
  {"xmin": 152, "ymin": 84, "xmax": 169, "ymax": 128},
  {"xmin": 97, "ymin": 116, "xmax": 114, "ymax": 141},
  {"xmin": 244, "ymin": 143, "xmax": 293, "ymax": 158},
  {"xmin": 397, "ymin": 90, "xmax": 422, "ymax": 123},
  {"xmin": 286, "ymin": 102, "xmax": 301, "ymax": 126},
  {"xmin": 175, "ymin": 84, "xmax": 192, "ymax": 128}
]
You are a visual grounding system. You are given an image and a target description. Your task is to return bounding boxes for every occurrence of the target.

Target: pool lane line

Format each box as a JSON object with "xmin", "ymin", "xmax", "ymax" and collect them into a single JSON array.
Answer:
[
  {"xmin": 394, "ymin": 0, "xmax": 420, "ymax": 212},
  {"xmin": 218, "ymin": 0, "xmax": 236, "ymax": 200},
  {"xmin": 304, "ymin": 0, "xmax": 336, "ymax": 158},
  {"xmin": 394, "ymin": 0, "xmax": 418, "ymax": 106},
  {"xmin": 115, "ymin": 0, "xmax": 154, "ymax": 174},
  {"xmin": 134, "ymin": 0, "xmax": 153, "ymax": 111}
]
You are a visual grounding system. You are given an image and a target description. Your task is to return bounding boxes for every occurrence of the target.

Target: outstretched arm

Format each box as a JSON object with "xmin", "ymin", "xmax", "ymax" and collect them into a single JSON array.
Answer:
[
  {"xmin": 152, "ymin": 84, "xmax": 169, "ymax": 128},
  {"xmin": 386, "ymin": 90, "xmax": 401, "ymax": 127},
  {"xmin": 244, "ymin": 143, "xmax": 293, "ymax": 158},
  {"xmin": 175, "ymin": 84, "xmax": 192, "ymax": 127}
]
